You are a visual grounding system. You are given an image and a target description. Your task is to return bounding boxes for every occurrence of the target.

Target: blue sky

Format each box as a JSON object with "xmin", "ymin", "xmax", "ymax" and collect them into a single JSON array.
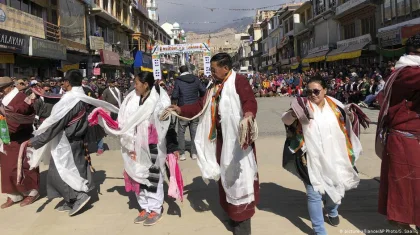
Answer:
[{"xmin": 158, "ymin": 0, "xmax": 288, "ymax": 31}]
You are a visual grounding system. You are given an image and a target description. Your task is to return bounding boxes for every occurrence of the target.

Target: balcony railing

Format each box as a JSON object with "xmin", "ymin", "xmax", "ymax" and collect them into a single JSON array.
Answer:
[
  {"xmin": 316, "ymin": 5, "xmax": 326, "ymax": 15},
  {"xmin": 45, "ymin": 21, "xmax": 60, "ymax": 42},
  {"xmin": 329, "ymin": 0, "xmax": 337, "ymax": 8}
]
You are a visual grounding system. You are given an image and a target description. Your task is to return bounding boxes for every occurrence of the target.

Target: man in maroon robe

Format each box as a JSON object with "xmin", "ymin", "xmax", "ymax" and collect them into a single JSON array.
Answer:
[
  {"xmin": 170, "ymin": 53, "xmax": 259, "ymax": 235},
  {"xmin": 377, "ymin": 34, "xmax": 420, "ymax": 230},
  {"xmin": 0, "ymin": 77, "xmax": 38, "ymax": 209}
]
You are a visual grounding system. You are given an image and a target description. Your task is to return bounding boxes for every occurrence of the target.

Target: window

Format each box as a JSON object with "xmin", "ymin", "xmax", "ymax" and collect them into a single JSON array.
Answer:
[
  {"xmin": 21, "ymin": 0, "xmax": 29, "ymax": 13},
  {"xmin": 31, "ymin": 3, "xmax": 43, "ymax": 18},
  {"xmin": 397, "ymin": 0, "xmax": 405, "ymax": 16},
  {"xmin": 51, "ymin": 10, "xmax": 58, "ymax": 25},
  {"xmin": 10, "ymin": 0, "xmax": 21, "ymax": 10},
  {"xmin": 116, "ymin": 2, "xmax": 121, "ymax": 20},
  {"xmin": 392, "ymin": 0, "xmax": 396, "ymax": 18},
  {"xmin": 300, "ymin": 13, "xmax": 305, "ymax": 25},
  {"xmin": 361, "ymin": 16, "xmax": 376, "ymax": 37},
  {"xmin": 51, "ymin": 0, "xmax": 57, "ymax": 6},
  {"xmin": 284, "ymin": 20, "xmax": 289, "ymax": 33},
  {"xmin": 103, "ymin": 0, "xmax": 108, "ymax": 11},
  {"xmin": 413, "ymin": 0, "xmax": 420, "ymax": 10},
  {"xmin": 289, "ymin": 17, "xmax": 293, "ymax": 31},
  {"xmin": 384, "ymin": 0, "xmax": 392, "ymax": 21},
  {"xmin": 306, "ymin": 8, "xmax": 312, "ymax": 20},
  {"xmin": 343, "ymin": 22, "xmax": 356, "ymax": 39}
]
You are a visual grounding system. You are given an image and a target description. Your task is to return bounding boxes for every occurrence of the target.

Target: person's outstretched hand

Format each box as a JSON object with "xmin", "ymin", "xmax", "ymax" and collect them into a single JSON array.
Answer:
[{"xmin": 168, "ymin": 105, "xmax": 181, "ymax": 115}]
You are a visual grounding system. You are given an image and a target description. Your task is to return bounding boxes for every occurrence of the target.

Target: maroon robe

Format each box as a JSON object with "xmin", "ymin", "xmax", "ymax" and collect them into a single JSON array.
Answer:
[
  {"xmin": 181, "ymin": 74, "xmax": 259, "ymax": 222},
  {"xmin": 0, "ymin": 91, "xmax": 38, "ymax": 195},
  {"xmin": 378, "ymin": 66, "xmax": 420, "ymax": 225}
]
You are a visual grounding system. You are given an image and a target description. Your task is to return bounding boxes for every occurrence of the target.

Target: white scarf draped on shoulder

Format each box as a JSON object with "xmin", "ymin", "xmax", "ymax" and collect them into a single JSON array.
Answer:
[
  {"xmin": 28, "ymin": 86, "xmax": 119, "ymax": 192},
  {"xmin": 193, "ymin": 71, "xmax": 258, "ymax": 206},
  {"xmin": 301, "ymin": 97, "xmax": 362, "ymax": 204},
  {"xmin": 97, "ymin": 87, "xmax": 170, "ymax": 186}
]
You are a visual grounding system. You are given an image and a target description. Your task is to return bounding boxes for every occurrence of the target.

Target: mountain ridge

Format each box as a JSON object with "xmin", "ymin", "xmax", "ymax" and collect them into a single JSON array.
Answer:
[{"xmin": 184, "ymin": 16, "xmax": 253, "ymax": 34}]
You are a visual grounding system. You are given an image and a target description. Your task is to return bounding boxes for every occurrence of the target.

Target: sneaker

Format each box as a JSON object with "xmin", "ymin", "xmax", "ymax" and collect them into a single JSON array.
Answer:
[
  {"xmin": 179, "ymin": 154, "xmax": 186, "ymax": 161},
  {"xmin": 143, "ymin": 211, "xmax": 163, "ymax": 226},
  {"xmin": 191, "ymin": 154, "xmax": 198, "ymax": 160},
  {"xmin": 359, "ymin": 102, "xmax": 368, "ymax": 108},
  {"xmin": 69, "ymin": 194, "xmax": 91, "ymax": 216},
  {"xmin": 56, "ymin": 202, "xmax": 73, "ymax": 213},
  {"xmin": 134, "ymin": 210, "xmax": 149, "ymax": 224},
  {"xmin": 96, "ymin": 149, "xmax": 104, "ymax": 156},
  {"xmin": 327, "ymin": 215, "xmax": 340, "ymax": 227}
]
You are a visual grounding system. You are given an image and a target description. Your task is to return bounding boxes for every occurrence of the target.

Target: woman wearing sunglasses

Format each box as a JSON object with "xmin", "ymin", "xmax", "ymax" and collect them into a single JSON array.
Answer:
[{"xmin": 282, "ymin": 74, "xmax": 369, "ymax": 235}]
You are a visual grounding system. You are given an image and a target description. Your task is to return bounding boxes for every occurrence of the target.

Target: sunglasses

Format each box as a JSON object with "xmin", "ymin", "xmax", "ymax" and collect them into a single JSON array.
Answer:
[{"xmin": 306, "ymin": 89, "xmax": 322, "ymax": 96}]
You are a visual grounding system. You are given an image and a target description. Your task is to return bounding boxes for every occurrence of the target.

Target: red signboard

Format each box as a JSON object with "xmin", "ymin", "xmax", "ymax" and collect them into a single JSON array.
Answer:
[
  {"xmin": 93, "ymin": 68, "xmax": 101, "ymax": 75},
  {"xmin": 100, "ymin": 49, "xmax": 120, "ymax": 66},
  {"xmin": 401, "ymin": 24, "xmax": 420, "ymax": 44}
]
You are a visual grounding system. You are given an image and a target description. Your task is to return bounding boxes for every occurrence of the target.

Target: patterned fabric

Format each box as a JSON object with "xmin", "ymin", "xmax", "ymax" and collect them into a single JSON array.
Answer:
[
  {"xmin": 325, "ymin": 97, "xmax": 356, "ymax": 166},
  {"xmin": 209, "ymin": 71, "xmax": 231, "ymax": 141}
]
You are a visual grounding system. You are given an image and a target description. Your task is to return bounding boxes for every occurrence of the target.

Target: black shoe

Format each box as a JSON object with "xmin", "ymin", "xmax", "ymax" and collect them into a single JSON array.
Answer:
[
  {"xmin": 69, "ymin": 194, "xmax": 91, "ymax": 216},
  {"xmin": 327, "ymin": 215, "xmax": 340, "ymax": 227}
]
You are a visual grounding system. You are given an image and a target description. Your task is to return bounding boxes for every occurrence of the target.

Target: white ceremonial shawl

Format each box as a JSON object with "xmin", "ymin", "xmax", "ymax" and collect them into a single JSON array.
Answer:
[
  {"xmin": 28, "ymin": 86, "xmax": 119, "ymax": 192},
  {"xmin": 97, "ymin": 87, "xmax": 170, "ymax": 186},
  {"xmin": 194, "ymin": 71, "xmax": 258, "ymax": 206},
  {"xmin": 302, "ymin": 97, "xmax": 362, "ymax": 204}
]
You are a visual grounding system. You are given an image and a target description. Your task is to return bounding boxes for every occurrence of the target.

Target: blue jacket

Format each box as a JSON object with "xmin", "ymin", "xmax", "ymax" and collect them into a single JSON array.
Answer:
[{"xmin": 172, "ymin": 73, "xmax": 206, "ymax": 106}]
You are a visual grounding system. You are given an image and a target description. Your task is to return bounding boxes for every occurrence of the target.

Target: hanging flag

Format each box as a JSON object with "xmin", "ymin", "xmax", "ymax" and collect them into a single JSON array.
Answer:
[{"xmin": 185, "ymin": 53, "xmax": 190, "ymax": 63}]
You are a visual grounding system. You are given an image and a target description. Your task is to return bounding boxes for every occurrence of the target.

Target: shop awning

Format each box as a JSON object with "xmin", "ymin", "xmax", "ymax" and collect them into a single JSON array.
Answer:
[
  {"xmin": 141, "ymin": 66, "xmax": 153, "ymax": 72},
  {"xmin": 377, "ymin": 46, "xmax": 405, "ymax": 58},
  {"xmin": 326, "ymin": 41, "xmax": 370, "ymax": 62},
  {"xmin": 291, "ymin": 63, "xmax": 300, "ymax": 70},
  {"xmin": 302, "ymin": 50, "xmax": 329, "ymax": 63}
]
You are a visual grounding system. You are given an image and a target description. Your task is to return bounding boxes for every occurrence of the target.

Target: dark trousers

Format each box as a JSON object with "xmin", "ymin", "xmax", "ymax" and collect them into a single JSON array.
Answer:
[{"xmin": 231, "ymin": 219, "xmax": 251, "ymax": 235}]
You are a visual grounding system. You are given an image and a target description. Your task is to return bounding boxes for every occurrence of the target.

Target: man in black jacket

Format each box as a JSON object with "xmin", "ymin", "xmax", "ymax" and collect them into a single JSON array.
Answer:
[{"xmin": 171, "ymin": 65, "xmax": 206, "ymax": 161}]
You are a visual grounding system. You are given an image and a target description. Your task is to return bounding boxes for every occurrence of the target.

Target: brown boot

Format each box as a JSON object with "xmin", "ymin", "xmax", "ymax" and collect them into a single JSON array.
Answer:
[
  {"xmin": 20, "ymin": 194, "xmax": 40, "ymax": 207},
  {"xmin": 1, "ymin": 197, "xmax": 17, "ymax": 209}
]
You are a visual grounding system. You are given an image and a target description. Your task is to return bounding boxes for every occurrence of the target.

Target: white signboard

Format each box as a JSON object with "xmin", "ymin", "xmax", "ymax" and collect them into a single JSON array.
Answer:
[
  {"xmin": 154, "ymin": 43, "xmax": 210, "ymax": 55},
  {"xmin": 204, "ymin": 56, "xmax": 211, "ymax": 76},
  {"xmin": 336, "ymin": 34, "xmax": 372, "ymax": 48},
  {"xmin": 152, "ymin": 56, "xmax": 161, "ymax": 80}
]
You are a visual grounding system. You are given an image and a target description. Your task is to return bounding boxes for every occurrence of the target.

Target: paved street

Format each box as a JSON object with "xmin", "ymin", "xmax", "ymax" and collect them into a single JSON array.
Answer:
[{"xmin": 0, "ymin": 97, "xmax": 396, "ymax": 235}]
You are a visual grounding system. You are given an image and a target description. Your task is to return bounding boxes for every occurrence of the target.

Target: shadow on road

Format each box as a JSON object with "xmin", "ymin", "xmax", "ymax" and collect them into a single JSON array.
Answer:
[
  {"xmin": 258, "ymin": 179, "xmax": 394, "ymax": 234},
  {"xmin": 184, "ymin": 177, "xmax": 232, "ymax": 232},
  {"xmin": 257, "ymin": 182, "xmax": 312, "ymax": 234},
  {"xmin": 106, "ymin": 185, "xmax": 141, "ymax": 211}
]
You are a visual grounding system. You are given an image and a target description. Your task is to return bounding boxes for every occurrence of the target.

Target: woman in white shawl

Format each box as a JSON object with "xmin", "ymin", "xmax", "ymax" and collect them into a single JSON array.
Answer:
[
  {"xmin": 107, "ymin": 72, "xmax": 178, "ymax": 226},
  {"xmin": 282, "ymin": 75, "xmax": 363, "ymax": 235}
]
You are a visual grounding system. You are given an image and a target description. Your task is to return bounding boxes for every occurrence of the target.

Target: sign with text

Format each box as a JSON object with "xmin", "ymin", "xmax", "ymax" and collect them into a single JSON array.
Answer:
[
  {"xmin": 308, "ymin": 45, "xmax": 329, "ymax": 55},
  {"xmin": 337, "ymin": 34, "xmax": 372, "ymax": 48},
  {"xmin": 0, "ymin": 29, "xmax": 29, "ymax": 54},
  {"xmin": 154, "ymin": 43, "xmax": 210, "ymax": 55},
  {"xmin": 0, "ymin": 3, "xmax": 45, "ymax": 39},
  {"xmin": 100, "ymin": 49, "xmax": 120, "ymax": 66},
  {"xmin": 89, "ymin": 36, "xmax": 104, "ymax": 50},
  {"xmin": 204, "ymin": 56, "xmax": 211, "ymax": 76},
  {"xmin": 152, "ymin": 54, "xmax": 161, "ymax": 80},
  {"xmin": 30, "ymin": 37, "xmax": 66, "ymax": 60}
]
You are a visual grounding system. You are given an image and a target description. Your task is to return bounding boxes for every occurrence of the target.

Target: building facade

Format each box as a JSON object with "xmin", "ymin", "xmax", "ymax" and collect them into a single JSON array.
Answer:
[{"xmin": 0, "ymin": 0, "xmax": 170, "ymax": 79}]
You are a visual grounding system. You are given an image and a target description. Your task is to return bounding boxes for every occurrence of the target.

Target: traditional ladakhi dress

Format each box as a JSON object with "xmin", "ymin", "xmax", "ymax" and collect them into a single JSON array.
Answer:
[
  {"xmin": 90, "ymin": 86, "xmax": 175, "ymax": 213},
  {"xmin": 180, "ymin": 72, "xmax": 260, "ymax": 222},
  {"xmin": 377, "ymin": 55, "xmax": 420, "ymax": 226},
  {"xmin": 0, "ymin": 88, "xmax": 38, "ymax": 202},
  {"xmin": 29, "ymin": 87, "xmax": 119, "ymax": 202}
]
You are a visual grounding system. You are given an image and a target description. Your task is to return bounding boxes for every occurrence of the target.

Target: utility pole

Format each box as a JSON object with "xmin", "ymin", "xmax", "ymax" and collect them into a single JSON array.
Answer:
[{"xmin": 86, "ymin": 7, "xmax": 93, "ymax": 78}]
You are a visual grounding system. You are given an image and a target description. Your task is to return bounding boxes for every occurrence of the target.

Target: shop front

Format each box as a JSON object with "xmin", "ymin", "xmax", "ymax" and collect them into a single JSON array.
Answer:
[
  {"xmin": 0, "ymin": 29, "xmax": 30, "ymax": 77},
  {"xmin": 378, "ymin": 18, "xmax": 420, "ymax": 61},
  {"xmin": 302, "ymin": 45, "xmax": 330, "ymax": 69},
  {"xmin": 99, "ymin": 49, "xmax": 121, "ymax": 79}
]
